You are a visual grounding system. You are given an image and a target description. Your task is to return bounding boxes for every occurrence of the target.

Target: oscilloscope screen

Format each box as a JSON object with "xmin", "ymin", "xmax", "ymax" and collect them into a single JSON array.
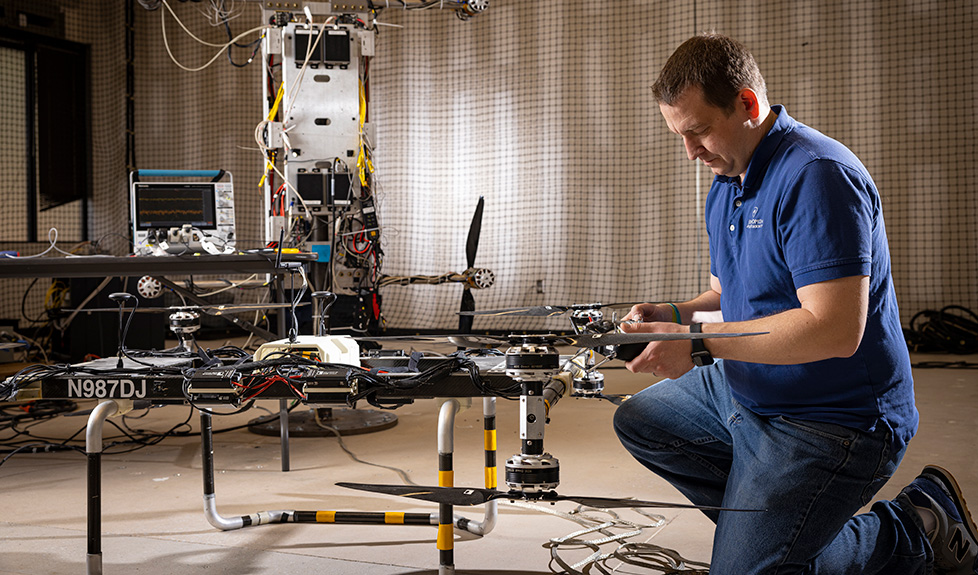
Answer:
[{"xmin": 133, "ymin": 183, "xmax": 217, "ymax": 229}]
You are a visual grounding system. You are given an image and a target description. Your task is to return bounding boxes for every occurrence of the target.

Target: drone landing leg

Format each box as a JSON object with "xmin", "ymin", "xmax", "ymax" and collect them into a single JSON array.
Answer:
[
  {"xmin": 433, "ymin": 397, "xmax": 500, "ymax": 573},
  {"xmin": 446, "ymin": 397, "xmax": 498, "ymax": 537},
  {"xmin": 437, "ymin": 400, "xmax": 458, "ymax": 575},
  {"xmin": 201, "ymin": 411, "xmax": 247, "ymax": 530},
  {"xmin": 86, "ymin": 400, "xmax": 120, "ymax": 575},
  {"xmin": 200, "ymin": 410, "xmax": 436, "ymax": 531},
  {"xmin": 279, "ymin": 399, "xmax": 290, "ymax": 472}
]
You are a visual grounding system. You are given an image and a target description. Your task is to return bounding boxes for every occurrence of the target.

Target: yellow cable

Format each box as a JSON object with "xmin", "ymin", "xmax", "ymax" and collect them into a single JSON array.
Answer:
[
  {"xmin": 357, "ymin": 77, "xmax": 373, "ymax": 188},
  {"xmin": 268, "ymin": 83, "xmax": 285, "ymax": 121},
  {"xmin": 259, "ymin": 84, "xmax": 287, "ymax": 187}
]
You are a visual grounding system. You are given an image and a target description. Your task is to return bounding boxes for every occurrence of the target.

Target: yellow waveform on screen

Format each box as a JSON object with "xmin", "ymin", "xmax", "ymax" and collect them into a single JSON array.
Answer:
[{"xmin": 139, "ymin": 209, "xmax": 206, "ymax": 218}]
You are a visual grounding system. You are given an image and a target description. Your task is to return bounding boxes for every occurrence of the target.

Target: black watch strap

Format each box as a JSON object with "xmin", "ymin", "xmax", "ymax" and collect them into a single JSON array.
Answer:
[{"xmin": 689, "ymin": 322, "xmax": 714, "ymax": 366}]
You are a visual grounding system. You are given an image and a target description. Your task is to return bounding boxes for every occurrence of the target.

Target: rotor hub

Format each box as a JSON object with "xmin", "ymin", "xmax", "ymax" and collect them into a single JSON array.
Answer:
[
  {"xmin": 463, "ymin": 267, "xmax": 495, "ymax": 289},
  {"xmin": 570, "ymin": 308, "xmax": 603, "ymax": 332}
]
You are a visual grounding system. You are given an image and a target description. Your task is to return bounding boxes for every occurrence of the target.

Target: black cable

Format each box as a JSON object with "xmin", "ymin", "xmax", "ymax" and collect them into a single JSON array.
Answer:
[
  {"xmin": 912, "ymin": 360, "xmax": 978, "ymax": 369},
  {"xmin": 218, "ymin": 0, "xmax": 262, "ymax": 67},
  {"xmin": 100, "ymin": 408, "xmax": 195, "ymax": 454},
  {"xmin": 0, "ymin": 400, "xmax": 77, "ymax": 424},
  {"xmin": 20, "ymin": 278, "xmax": 50, "ymax": 324},
  {"xmin": 0, "ymin": 443, "xmax": 85, "ymax": 467},
  {"xmin": 0, "ymin": 401, "xmax": 304, "ymax": 465},
  {"xmin": 93, "ymin": 232, "xmax": 132, "ymax": 256},
  {"xmin": 905, "ymin": 305, "xmax": 978, "ymax": 355}
]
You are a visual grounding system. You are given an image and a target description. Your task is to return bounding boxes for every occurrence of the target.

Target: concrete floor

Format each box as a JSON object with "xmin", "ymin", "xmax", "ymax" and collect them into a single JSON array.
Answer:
[{"xmin": 1, "ymin": 347, "xmax": 976, "ymax": 574}]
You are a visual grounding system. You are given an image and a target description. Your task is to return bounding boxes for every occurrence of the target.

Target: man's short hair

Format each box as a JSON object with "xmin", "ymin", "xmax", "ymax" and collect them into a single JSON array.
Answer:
[{"xmin": 652, "ymin": 33, "xmax": 767, "ymax": 113}]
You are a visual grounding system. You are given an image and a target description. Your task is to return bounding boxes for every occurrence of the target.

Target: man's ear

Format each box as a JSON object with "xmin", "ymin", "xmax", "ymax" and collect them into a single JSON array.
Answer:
[{"xmin": 740, "ymin": 89, "xmax": 761, "ymax": 120}]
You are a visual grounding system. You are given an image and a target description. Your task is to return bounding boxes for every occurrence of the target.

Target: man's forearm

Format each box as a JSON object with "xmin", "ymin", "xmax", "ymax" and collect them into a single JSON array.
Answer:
[
  {"xmin": 675, "ymin": 289, "xmax": 722, "ymax": 324},
  {"xmin": 696, "ymin": 276, "xmax": 869, "ymax": 365}
]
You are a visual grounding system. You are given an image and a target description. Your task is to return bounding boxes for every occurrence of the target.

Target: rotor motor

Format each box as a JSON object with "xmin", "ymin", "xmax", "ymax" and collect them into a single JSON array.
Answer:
[
  {"xmin": 504, "ymin": 452, "xmax": 560, "ymax": 494},
  {"xmin": 136, "ymin": 275, "xmax": 163, "ymax": 299},
  {"xmin": 169, "ymin": 310, "xmax": 201, "ymax": 335},
  {"xmin": 572, "ymin": 369, "xmax": 605, "ymax": 396},
  {"xmin": 459, "ymin": 0, "xmax": 489, "ymax": 19},
  {"xmin": 569, "ymin": 315, "xmax": 615, "ymax": 395},
  {"xmin": 504, "ymin": 340, "xmax": 560, "ymax": 382},
  {"xmin": 463, "ymin": 267, "xmax": 495, "ymax": 290}
]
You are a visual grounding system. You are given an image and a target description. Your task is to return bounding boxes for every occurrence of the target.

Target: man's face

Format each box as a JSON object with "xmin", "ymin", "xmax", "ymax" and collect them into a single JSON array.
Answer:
[{"xmin": 659, "ymin": 86, "xmax": 756, "ymax": 180}]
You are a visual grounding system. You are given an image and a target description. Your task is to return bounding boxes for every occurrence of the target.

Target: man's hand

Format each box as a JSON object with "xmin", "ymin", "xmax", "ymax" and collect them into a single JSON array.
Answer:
[
  {"xmin": 619, "ymin": 320, "xmax": 693, "ymax": 377},
  {"xmin": 624, "ymin": 303, "xmax": 675, "ymax": 324}
]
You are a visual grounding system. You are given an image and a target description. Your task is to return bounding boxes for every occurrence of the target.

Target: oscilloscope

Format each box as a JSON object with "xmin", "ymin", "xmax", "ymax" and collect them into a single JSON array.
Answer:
[{"xmin": 130, "ymin": 170, "xmax": 236, "ymax": 256}]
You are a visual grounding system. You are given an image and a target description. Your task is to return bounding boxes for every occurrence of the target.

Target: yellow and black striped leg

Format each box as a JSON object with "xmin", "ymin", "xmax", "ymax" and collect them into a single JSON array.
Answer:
[
  {"xmin": 484, "ymin": 397, "xmax": 497, "ymax": 491},
  {"xmin": 437, "ymin": 399, "xmax": 459, "ymax": 574}
]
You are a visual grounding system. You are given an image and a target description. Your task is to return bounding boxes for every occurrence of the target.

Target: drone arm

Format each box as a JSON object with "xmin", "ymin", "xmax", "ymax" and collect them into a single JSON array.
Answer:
[
  {"xmin": 376, "ymin": 271, "xmax": 493, "ymax": 289},
  {"xmin": 542, "ymin": 373, "xmax": 568, "ymax": 418}
]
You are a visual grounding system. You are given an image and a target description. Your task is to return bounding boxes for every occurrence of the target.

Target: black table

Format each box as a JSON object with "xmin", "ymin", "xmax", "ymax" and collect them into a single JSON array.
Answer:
[{"xmin": 0, "ymin": 253, "xmax": 317, "ymax": 278}]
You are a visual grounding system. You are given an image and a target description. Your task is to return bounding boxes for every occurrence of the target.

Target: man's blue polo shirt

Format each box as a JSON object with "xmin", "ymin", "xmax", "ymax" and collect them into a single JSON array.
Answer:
[{"xmin": 706, "ymin": 105, "xmax": 917, "ymax": 446}]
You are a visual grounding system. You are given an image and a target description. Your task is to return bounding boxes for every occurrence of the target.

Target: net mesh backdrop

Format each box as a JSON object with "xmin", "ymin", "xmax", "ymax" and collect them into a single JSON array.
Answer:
[{"xmin": 0, "ymin": 0, "xmax": 974, "ymax": 337}]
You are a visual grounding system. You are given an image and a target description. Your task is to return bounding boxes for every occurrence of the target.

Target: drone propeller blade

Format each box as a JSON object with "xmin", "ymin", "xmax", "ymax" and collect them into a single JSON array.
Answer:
[
  {"xmin": 201, "ymin": 302, "xmax": 302, "ymax": 316},
  {"xmin": 459, "ymin": 288, "xmax": 476, "ymax": 333},
  {"xmin": 351, "ymin": 334, "xmax": 505, "ymax": 346},
  {"xmin": 338, "ymin": 482, "xmax": 498, "ymax": 506},
  {"xmin": 354, "ymin": 331, "xmax": 766, "ymax": 350},
  {"xmin": 458, "ymin": 302, "xmax": 665, "ymax": 317},
  {"xmin": 458, "ymin": 305, "xmax": 569, "ymax": 317},
  {"xmin": 459, "ymin": 196, "xmax": 485, "ymax": 333},
  {"xmin": 562, "ymin": 330, "xmax": 767, "ymax": 348},
  {"xmin": 465, "ymin": 196, "xmax": 484, "ymax": 270},
  {"xmin": 336, "ymin": 482, "xmax": 764, "ymax": 512},
  {"xmin": 547, "ymin": 493, "xmax": 763, "ymax": 512},
  {"xmin": 353, "ymin": 335, "xmax": 441, "ymax": 342},
  {"xmin": 62, "ymin": 302, "xmax": 301, "ymax": 315},
  {"xmin": 62, "ymin": 306, "xmax": 172, "ymax": 314},
  {"xmin": 591, "ymin": 301, "xmax": 657, "ymax": 310},
  {"xmin": 446, "ymin": 334, "xmax": 507, "ymax": 348}
]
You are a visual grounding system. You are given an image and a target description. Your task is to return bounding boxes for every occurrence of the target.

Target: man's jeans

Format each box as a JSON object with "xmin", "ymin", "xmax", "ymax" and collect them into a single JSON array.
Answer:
[{"xmin": 613, "ymin": 361, "xmax": 932, "ymax": 574}]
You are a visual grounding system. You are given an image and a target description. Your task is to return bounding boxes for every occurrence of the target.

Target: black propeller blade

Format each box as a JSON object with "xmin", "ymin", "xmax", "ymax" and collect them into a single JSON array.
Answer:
[
  {"xmin": 559, "ymin": 330, "xmax": 765, "ymax": 348},
  {"xmin": 459, "ymin": 289, "xmax": 477, "ymax": 330},
  {"xmin": 62, "ymin": 302, "xmax": 304, "ymax": 316},
  {"xmin": 459, "ymin": 196, "xmax": 485, "ymax": 333},
  {"xmin": 459, "ymin": 301, "xmax": 654, "ymax": 317},
  {"xmin": 465, "ymin": 196, "xmax": 484, "ymax": 271},
  {"xmin": 356, "ymin": 331, "xmax": 766, "ymax": 349},
  {"xmin": 336, "ymin": 482, "xmax": 764, "ymax": 512}
]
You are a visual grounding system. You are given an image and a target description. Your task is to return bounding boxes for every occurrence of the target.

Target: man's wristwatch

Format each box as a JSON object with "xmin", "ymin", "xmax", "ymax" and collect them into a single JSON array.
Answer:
[{"xmin": 689, "ymin": 322, "xmax": 714, "ymax": 366}]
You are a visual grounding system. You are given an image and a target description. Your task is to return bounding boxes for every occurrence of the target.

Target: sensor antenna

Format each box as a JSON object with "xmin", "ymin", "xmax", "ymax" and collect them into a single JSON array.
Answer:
[
  {"xmin": 311, "ymin": 291, "xmax": 337, "ymax": 336},
  {"xmin": 108, "ymin": 292, "xmax": 137, "ymax": 368}
]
